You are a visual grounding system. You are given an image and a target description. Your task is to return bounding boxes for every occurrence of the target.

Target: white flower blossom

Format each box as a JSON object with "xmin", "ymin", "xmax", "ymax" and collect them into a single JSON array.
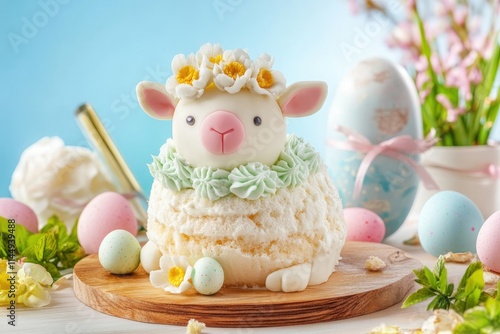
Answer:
[
  {"xmin": 246, "ymin": 53, "xmax": 286, "ymax": 97},
  {"xmin": 150, "ymin": 255, "xmax": 193, "ymax": 294},
  {"xmin": 165, "ymin": 53, "xmax": 212, "ymax": 100},
  {"xmin": 196, "ymin": 43, "xmax": 224, "ymax": 69},
  {"xmin": 10, "ymin": 137, "xmax": 117, "ymax": 230},
  {"xmin": 213, "ymin": 49, "xmax": 253, "ymax": 94}
]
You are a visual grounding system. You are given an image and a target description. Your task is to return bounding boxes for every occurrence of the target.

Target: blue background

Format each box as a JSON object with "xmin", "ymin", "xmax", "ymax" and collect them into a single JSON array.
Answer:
[{"xmin": 0, "ymin": 0, "xmax": 466, "ymax": 198}]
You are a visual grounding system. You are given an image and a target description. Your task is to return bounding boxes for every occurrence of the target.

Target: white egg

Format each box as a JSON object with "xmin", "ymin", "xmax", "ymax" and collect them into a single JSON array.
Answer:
[
  {"xmin": 140, "ymin": 240, "xmax": 162, "ymax": 273},
  {"xmin": 192, "ymin": 257, "xmax": 224, "ymax": 295},
  {"xmin": 98, "ymin": 229, "xmax": 141, "ymax": 274}
]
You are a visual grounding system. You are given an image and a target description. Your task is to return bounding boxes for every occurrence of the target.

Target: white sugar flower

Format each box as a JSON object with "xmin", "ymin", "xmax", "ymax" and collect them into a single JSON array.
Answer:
[
  {"xmin": 246, "ymin": 54, "xmax": 286, "ymax": 97},
  {"xmin": 150, "ymin": 255, "xmax": 193, "ymax": 294},
  {"xmin": 196, "ymin": 43, "xmax": 224, "ymax": 70},
  {"xmin": 165, "ymin": 53, "xmax": 212, "ymax": 100},
  {"xmin": 213, "ymin": 48, "xmax": 253, "ymax": 94}
]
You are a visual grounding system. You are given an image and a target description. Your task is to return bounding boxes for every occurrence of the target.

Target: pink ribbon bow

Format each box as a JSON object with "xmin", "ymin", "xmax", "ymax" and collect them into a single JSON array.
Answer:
[{"xmin": 328, "ymin": 124, "xmax": 440, "ymax": 198}]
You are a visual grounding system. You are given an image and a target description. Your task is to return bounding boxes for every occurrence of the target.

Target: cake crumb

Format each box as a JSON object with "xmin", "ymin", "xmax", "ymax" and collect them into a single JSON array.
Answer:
[
  {"xmin": 186, "ymin": 319, "xmax": 206, "ymax": 334},
  {"xmin": 365, "ymin": 256, "xmax": 386, "ymax": 271},
  {"xmin": 484, "ymin": 271, "xmax": 500, "ymax": 285},
  {"xmin": 442, "ymin": 251, "xmax": 474, "ymax": 263}
]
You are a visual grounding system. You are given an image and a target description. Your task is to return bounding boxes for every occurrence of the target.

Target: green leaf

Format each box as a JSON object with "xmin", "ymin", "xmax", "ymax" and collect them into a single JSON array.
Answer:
[
  {"xmin": 433, "ymin": 256, "xmax": 445, "ymax": 277},
  {"xmin": 465, "ymin": 288, "xmax": 483, "ymax": 311},
  {"xmin": 0, "ymin": 216, "xmax": 9, "ymax": 231},
  {"xmin": 15, "ymin": 223, "xmax": 31, "ymax": 254},
  {"xmin": 485, "ymin": 297, "xmax": 500, "ymax": 320},
  {"xmin": 402, "ymin": 287, "xmax": 436, "ymax": 308},
  {"xmin": 68, "ymin": 219, "xmax": 79, "ymax": 244},
  {"xmin": 453, "ymin": 323, "xmax": 481, "ymax": 334},
  {"xmin": 26, "ymin": 233, "xmax": 42, "ymax": 249},
  {"xmin": 463, "ymin": 307, "xmax": 491, "ymax": 329},
  {"xmin": 0, "ymin": 233, "xmax": 7, "ymax": 258},
  {"xmin": 457, "ymin": 261, "xmax": 483, "ymax": 294},
  {"xmin": 466, "ymin": 270, "xmax": 485, "ymax": 295},
  {"xmin": 34, "ymin": 233, "xmax": 58, "ymax": 261},
  {"xmin": 41, "ymin": 261, "xmax": 61, "ymax": 281},
  {"xmin": 438, "ymin": 263, "xmax": 448, "ymax": 295},
  {"xmin": 413, "ymin": 267, "xmax": 430, "ymax": 285},
  {"xmin": 41, "ymin": 215, "xmax": 69, "ymax": 246},
  {"xmin": 446, "ymin": 283, "xmax": 455, "ymax": 296},
  {"xmin": 424, "ymin": 266, "xmax": 437, "ymax": 288},
  {"xmin": 427, "ymin": 295, "xmax": 441, "ymax": 310}
]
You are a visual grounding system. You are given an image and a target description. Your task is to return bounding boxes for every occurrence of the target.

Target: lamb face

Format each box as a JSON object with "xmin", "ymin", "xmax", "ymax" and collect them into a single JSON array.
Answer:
[
  {"xmin": 172, "ymin": 89, "xmax": 287, "ymax": 170},
  {"xmin": 136, "ymin": 80, "xmax": 328, "ymax": 169}
]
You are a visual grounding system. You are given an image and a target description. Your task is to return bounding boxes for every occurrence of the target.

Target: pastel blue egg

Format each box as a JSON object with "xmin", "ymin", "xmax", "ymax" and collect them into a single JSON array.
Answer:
[
  {"xmin": 418, "ymin": 191, "xmax": 484, "ymax": 257},
  {"xmin": 327, "ymin": 58, "xmax": 422, "ymax": 237}
]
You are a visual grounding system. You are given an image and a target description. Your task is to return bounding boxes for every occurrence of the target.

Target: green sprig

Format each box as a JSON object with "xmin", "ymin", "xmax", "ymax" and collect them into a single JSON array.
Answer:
[
  {"xmin": 402, "ymin": 256, "xmax": 492, "ymax": 313},
  {"xmin": 454, "ymin": 282, "xmax": 500, "ymax": 333},
  {"xmin": 403, "ymin": 257, "xmax": 500, "ymax": 332},
  {"xmin": 0, "ymin": 215, "xmax": 85, "ymax": 281}
]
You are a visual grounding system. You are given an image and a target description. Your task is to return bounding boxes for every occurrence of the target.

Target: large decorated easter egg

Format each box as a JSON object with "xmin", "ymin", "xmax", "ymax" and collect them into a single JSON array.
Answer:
[{"xmin": 327, "ymin": 58, "xmax": 423, "ymax": 237}]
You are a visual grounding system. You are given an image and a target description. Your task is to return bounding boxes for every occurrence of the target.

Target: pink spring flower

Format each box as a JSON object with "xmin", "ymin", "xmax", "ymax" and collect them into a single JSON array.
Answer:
[
  {"xmin": 446, "ymin": 66, "xmax": 472, "ymax": 100},
  {"xmin": 453, "ymin": 5, "xmax": 468, "ymax": 26},
  {"xmin": 436, "ymin": 94, "xmax": 466, "ymax": 122}
]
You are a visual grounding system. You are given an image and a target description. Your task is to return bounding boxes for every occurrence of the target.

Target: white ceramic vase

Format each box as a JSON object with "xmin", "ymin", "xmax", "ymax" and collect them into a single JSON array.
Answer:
[{"xmin": 410, "ymin": 145, "xmax": 500, "ymax": 220}]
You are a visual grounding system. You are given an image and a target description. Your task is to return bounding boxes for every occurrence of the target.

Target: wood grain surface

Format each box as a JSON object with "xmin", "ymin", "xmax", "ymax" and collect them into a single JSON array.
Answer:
[{"xmin": 73, "ymin": 241, "xmax": 420, "ymax": 328}]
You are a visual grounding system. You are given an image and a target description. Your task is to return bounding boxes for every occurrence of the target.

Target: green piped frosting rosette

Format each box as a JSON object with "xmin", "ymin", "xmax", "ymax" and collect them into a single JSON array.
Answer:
[{"xmin": 148, "ymin": 135, "xmax": 321, "ymax": 201}]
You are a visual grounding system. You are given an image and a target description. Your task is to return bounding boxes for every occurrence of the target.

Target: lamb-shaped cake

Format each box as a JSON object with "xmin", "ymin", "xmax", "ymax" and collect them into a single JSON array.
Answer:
[{"xmin": 137, "ymin": 44, "xmax": 346, "ymax": 293}]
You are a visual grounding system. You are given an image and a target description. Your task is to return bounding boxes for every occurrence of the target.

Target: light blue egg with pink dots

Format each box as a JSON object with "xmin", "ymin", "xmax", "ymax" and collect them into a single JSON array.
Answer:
[
  {"xmin": 191, "ymin": 257, "xmax": 224, "ymax": 295},
  {"xmin": 418, "ymin": 191, "xmax": 484, "ymax": 257}
]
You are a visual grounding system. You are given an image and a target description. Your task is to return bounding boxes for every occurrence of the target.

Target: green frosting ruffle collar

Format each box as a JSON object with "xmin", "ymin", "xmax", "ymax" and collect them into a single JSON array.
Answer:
[{"xmin": 149, "ymin": 135, "xmax": 321, "ymax": 201}]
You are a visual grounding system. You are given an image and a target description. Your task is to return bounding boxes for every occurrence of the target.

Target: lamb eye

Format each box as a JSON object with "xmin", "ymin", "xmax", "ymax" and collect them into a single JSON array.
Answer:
[
  {"xmin": 253, "ymin": 116, "xmax": 262, "ymax": 126},
  {"xmin": 186, "ymin": 116, "xmax": 195, "ymax": 125}
]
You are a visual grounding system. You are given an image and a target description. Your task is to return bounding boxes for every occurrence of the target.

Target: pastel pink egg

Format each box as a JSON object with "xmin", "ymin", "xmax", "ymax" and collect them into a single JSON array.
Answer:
[
  {"xmin": 477, "ymin": 210, "xmax": 500, "ymax": 273},
  {"xmin": 0, "ymin": 198, "xmax": 38, "ymax": 233},
  {"xmin": 77, "ymin": 192, "xmax": 138, "ymax": 254},
  {"xmin": 344, "ymin": 207, "xmax": 385, "ymax": 243}
]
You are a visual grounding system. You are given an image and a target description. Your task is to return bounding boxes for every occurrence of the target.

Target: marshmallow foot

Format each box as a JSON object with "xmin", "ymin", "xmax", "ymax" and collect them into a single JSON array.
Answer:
[{"xmin": 265, "ymin": 263, "xmax": 312, "ymax": 292}]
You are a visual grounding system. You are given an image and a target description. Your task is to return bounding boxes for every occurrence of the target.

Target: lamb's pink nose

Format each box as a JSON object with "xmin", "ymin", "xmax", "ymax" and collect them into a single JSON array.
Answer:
[{"xmin": 200, "ymin": 110, "xmax": 245, "ymax": 155}]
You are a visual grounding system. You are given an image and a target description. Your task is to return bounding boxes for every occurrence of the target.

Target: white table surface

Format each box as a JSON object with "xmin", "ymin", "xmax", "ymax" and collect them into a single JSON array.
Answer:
[{"xmin": 3, "ymin": 218, "xmax": 470, "ymax": 334}]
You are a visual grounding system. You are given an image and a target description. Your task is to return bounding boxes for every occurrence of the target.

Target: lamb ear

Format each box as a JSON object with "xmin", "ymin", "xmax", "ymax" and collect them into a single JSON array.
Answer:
[
  {"xmin": 136, "ymin": 81, "xmax": 177, "ymax": 120},
  {"xmin": 278, "ymin": 81, "xmax": 328, "ymax": 117}
]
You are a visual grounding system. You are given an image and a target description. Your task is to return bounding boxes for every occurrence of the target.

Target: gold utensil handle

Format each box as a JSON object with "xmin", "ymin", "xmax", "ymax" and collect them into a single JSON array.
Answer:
[{"xmin": 75, "ymin": 103, "xmax": 147, "ymax": 228}]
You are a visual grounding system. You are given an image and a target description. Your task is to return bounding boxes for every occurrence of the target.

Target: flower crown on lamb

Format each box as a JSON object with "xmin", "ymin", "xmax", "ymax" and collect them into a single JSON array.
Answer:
[{"xmin": 165, "ymin": 43, "xmax": 286, "ymax": 100}]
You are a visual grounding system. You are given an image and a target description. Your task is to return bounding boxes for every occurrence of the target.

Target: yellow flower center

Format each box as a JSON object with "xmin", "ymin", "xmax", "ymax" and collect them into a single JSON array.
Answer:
[
  {"xmin": 257, "ymin": 68, "xmax": 274, "ymax": 88},
  {"xmin": 176, "ymin": 66, "xmax": 199, "ymax": 85},
  {"xmin": 209, "ymin": 54, "xmax": 223, "ymax": 64},
  {"xmin": 168, "ymin": 266, "xmax": 185, "ymax": 287},
  {"xmin": 224, "ymin": 61, "xmax": 246, "ymax": 79}
]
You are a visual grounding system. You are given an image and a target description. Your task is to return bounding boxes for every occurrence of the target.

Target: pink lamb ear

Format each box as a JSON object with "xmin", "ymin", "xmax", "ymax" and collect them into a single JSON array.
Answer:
[
  {"xmin": 136, "ymin": 81, "xmax": 177, "ymax": 120},
  {"xmin": 278, "ymin": 81, "xmax": 328, "ymax": 117}
]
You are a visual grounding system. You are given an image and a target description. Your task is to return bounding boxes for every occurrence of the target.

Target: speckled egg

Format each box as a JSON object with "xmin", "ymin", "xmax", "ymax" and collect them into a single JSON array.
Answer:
[
  {"xmin": 0, "ymin": 198, "xmax": 38, "ymax": 233},
  {"xmin": 78, "ymin": 192, "xmax": 138, "ymax": 254},
  {"xmin": 418, "ymin": 191, "xmax": 484, "ymax": 257},
  {"xmin": 140, "ymin": 240, "xmax": 162, "ymax": 273},
  {"xmin": 98, "ymin": 229, "xmax": 141, "ymax": 274},
  {"xmin": 191, "ymin": 257, "xmax": 224, "ymax": 295},
  {"xmin": 476, "ymin": 211, "xmax": 500, "ymax": 273},
  {"xmin": 344, "ymin": 207, "xmax": 386, "ymax": 242}
]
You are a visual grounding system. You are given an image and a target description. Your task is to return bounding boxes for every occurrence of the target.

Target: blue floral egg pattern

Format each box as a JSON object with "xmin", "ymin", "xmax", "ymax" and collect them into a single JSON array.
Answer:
[{"xmin": 327, "ymin": 58, "xmax": 423, "ymax": 238}]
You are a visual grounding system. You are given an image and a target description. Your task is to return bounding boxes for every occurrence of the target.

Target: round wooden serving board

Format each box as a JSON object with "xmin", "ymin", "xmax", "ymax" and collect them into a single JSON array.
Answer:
[{"xmin": 73, "ymin": 241, "xmax": 420, "ymax": 328}]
